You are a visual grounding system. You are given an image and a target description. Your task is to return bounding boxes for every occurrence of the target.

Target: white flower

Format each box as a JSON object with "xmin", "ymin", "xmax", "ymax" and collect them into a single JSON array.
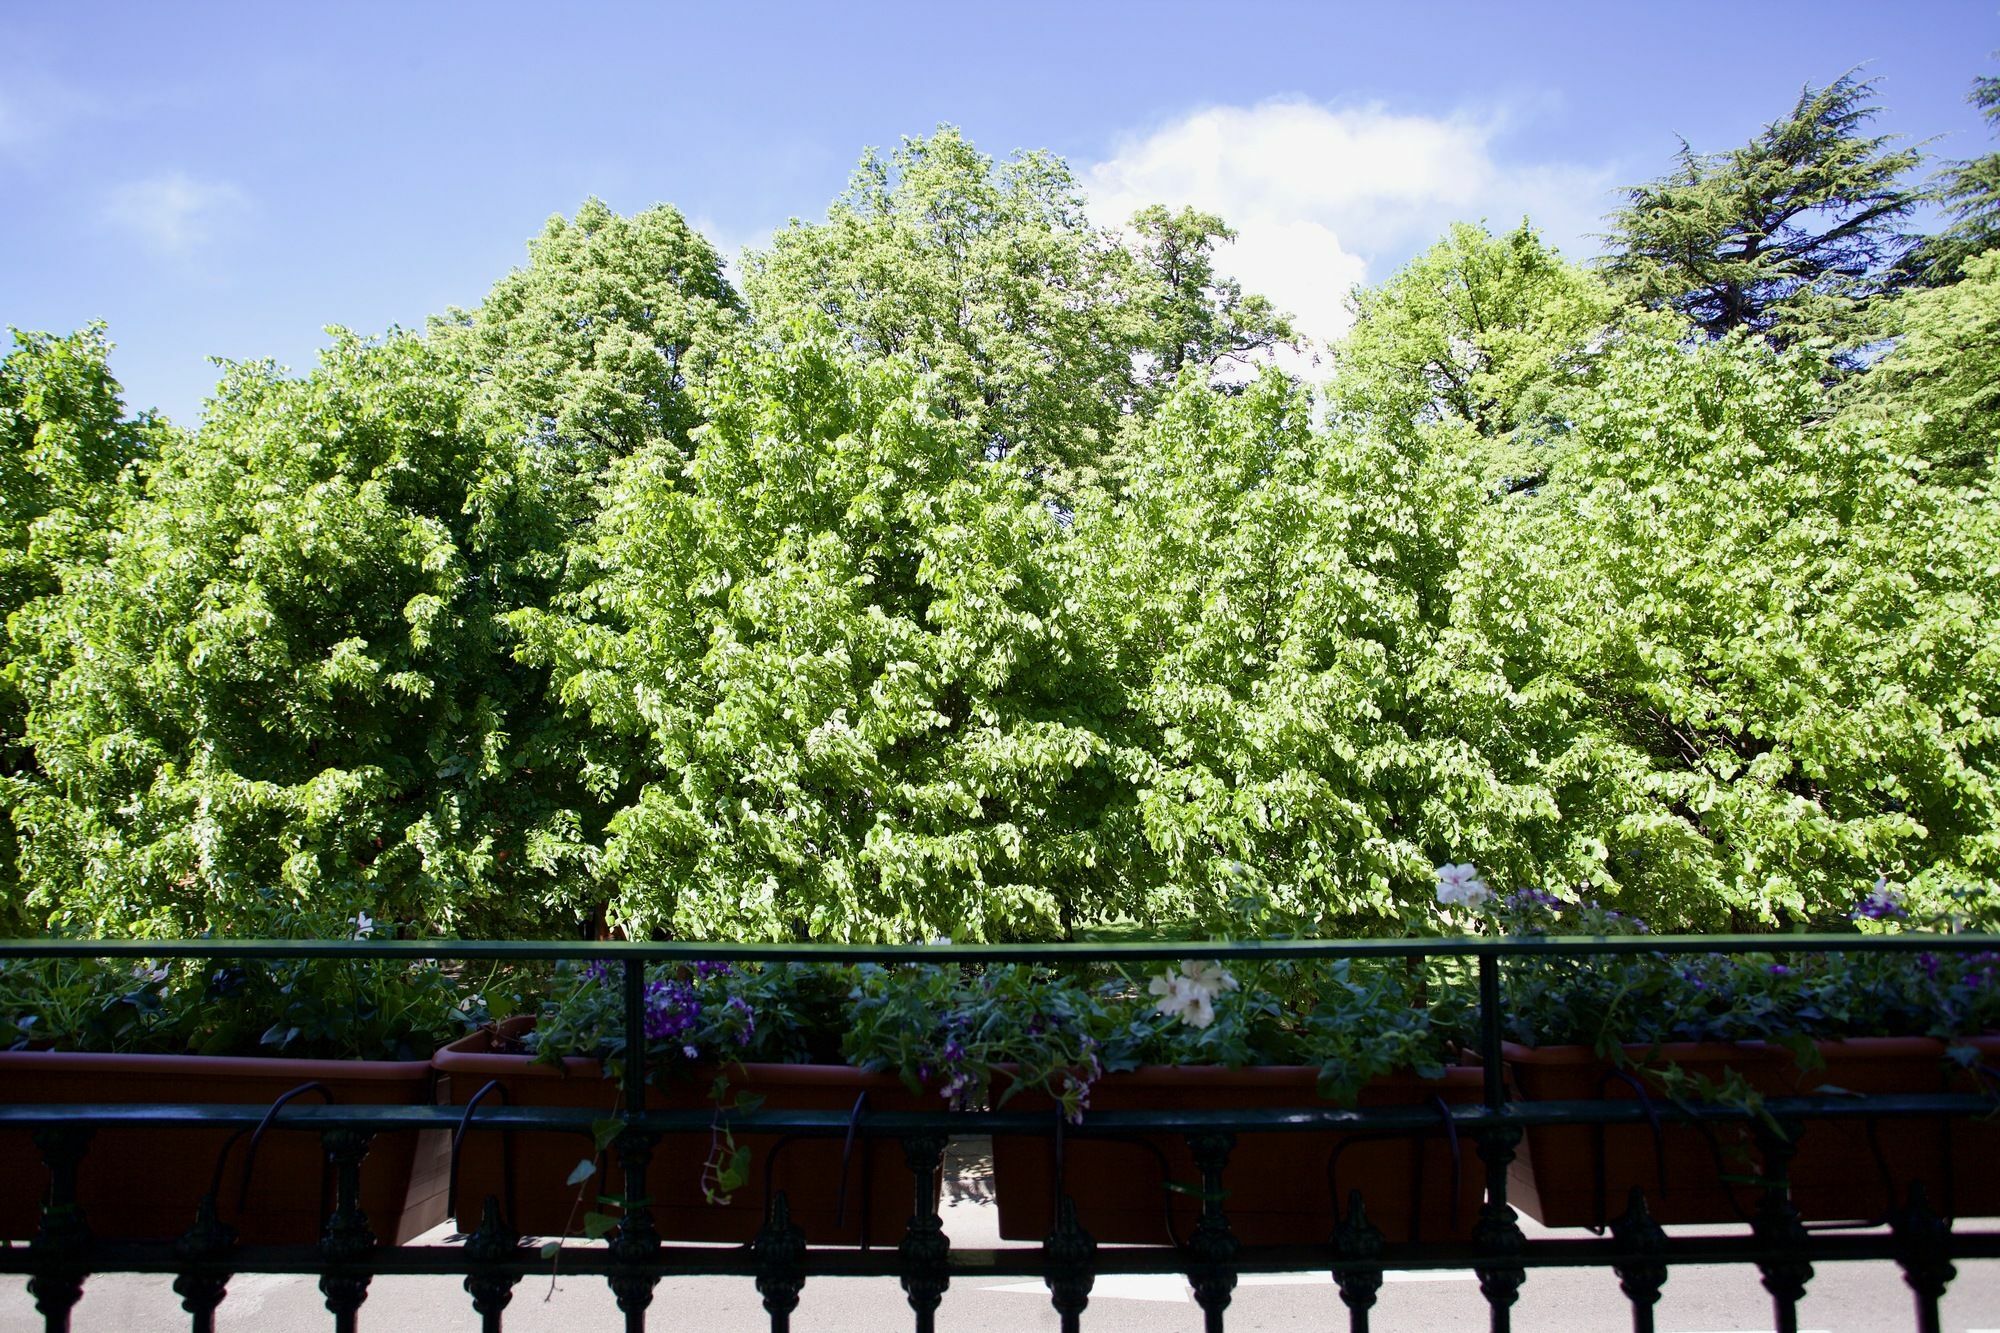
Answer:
[
  {"xmin": 352, "ymin": 912, "xmax": 375, "ymax": 939},
  {"xmin": 1148, "ymin": 960, "xmax": 1237, "ymax": 1028},
  {"xmin": 1434, "ymin": 863, "xmax": 1491, "ymax": 909},
  {"xmin": 1856, "ymin": 875, "xmax": 1907, "ymax": 921}
]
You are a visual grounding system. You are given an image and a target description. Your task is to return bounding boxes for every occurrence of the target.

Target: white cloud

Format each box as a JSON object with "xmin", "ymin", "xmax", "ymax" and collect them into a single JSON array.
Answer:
[
  {"xmin": 1085, "ymin": 98, "xmax": 1616, "ymax": 352},
  {"xmin": 100, "ymin": 171, "xmax": 251, "ymax": 257},
  {"xmin": 687, "ymin": 213, "xmax": 778, "ymax": 288}
]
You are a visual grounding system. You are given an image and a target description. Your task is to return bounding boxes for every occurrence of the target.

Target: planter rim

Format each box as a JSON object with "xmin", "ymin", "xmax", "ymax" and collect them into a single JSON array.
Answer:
[
  {"xmin": 1498, "ymin": 1035, "xmax": 1983, "ymax": 1066},
  {"xmin": 0, "ymin": 1046, "xmax": 434, "ymax": 1081},
  {"xmin": 1083, "ymin": 1062, "xmax": 1483, "ymax": 1085},
  {"xmin": 433, "ymin": 1016, "xmax": 904, "ymax": 1089}
]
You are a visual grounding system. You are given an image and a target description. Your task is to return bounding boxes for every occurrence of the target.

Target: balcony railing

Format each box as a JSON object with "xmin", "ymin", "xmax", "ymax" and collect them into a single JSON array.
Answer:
[{"xmin": 2, "ymin": 933, "xmax": 1997, "ymax": 1333}]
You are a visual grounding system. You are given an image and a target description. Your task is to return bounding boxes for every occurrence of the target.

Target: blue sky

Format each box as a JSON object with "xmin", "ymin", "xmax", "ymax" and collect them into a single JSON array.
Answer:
[{"xmin": 3, "ymin": 1, "xmax": 1996, "ymax": 425}]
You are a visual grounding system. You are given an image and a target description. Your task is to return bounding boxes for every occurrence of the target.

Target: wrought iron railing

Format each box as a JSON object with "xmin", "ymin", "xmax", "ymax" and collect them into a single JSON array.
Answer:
[{"xmin": 2, "ymin": 933, "xmax": 1997, "ymax": 1333}]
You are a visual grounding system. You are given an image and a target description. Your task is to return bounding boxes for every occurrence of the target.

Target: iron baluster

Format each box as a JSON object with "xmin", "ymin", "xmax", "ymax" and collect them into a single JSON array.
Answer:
[
  {"xmin": 753, "ymin": 1189, "xmax": 808, "ymax": 1332},
  {"xmin": 462, "ymin": 1197, "xmax": 521, "ymax": 1333},
  {"xmin": 171, "ymin": 1193, "xmax": 235, "ymax": 1333},
  {"xmin": 607, "ymin": 1128, "xmax": 661, "ymax": 1332},
  {"xmin": 1332, "ymin": 1189, "xmax": 1385, "ymax": 1333},
  {"xmin": 1041, "ymin": 1194, "xmax": 1096, "ymax": 1332},
  {"xmin": 26, "ymin": 1126, "xmax": 91, "ymax": 1333},
  {"xmin": 1185, "ymin": 1131, "xmax": 1238, "ymax": 1333},
  {"xmin": 1892, "ymin": 1182, "xmax": 1955, "ymax": 1333},
  {"xmin": 317, "ymin": 1127, "xmax": 376, "ymax": 1333},
  {"xmin": 1609, "ymin": 1188, "xmax": 1668, "ymax": 1333},
  {"xmin": 897, "ymin": 1135, "xmax": 951, "ymax": 1333},
  {"xmin": 1751, "ymin": 1119, "xmax": 1812, "ymax": 1333}
]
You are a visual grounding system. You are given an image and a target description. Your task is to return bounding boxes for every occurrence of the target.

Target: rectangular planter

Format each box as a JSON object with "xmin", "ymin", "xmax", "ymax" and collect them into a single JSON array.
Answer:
[
  {"xmin": 991, "ymin": 1064, "xmax": 1487, "ymax": 1246},
  {"xmin": 0, "ymin": 1049, "xmax": 448, "ymax": 1245},
  {"xmin": 1504, "ymin": 1036, "xmax": 2000, "ymax": 1228},
  {"xmin": 434, "ymin": 1018, "xmax": 935, "ymax": 1245}
]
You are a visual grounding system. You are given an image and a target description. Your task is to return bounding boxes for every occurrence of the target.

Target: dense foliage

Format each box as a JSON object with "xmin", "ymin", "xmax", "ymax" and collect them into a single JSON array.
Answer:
[{"xmin": 5, "ymin": 71, "xmax": 2000, "ymax": 943}]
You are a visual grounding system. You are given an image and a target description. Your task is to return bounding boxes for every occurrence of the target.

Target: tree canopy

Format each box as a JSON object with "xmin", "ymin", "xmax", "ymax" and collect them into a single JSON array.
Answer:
[
  {"xmin": 6, "ymin": 79, "xmax": 2000, "ymax": 942},
  {"xmin": 1602, "ymin": 73, "xmax": 1922, "ymax": 354}
]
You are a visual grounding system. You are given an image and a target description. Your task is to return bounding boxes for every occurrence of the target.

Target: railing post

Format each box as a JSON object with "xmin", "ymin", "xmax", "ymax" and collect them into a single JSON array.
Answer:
[
  {"xmin": 317, "ymin": 1128, "xmax": 376, "ymax": 1333},
  {"xmin": 1751, "ymin": 1119, "xmax": 1812, "ymax": 1333},
  {"xmin": 27, "ymin": 1126, "xmax": 92, "ymax": 1333},
  {"xmin": 898, "ymin": 1135, "xmax": 951, "ymax": 1333},
  {"xmin": 609, "ymin": 958, "xmax": 661, "ymax": 1332},
  {"xmin": 1473, "ymin": 952, "xmax": 1526, "ymax": 1333},
  {"xmin": 607, "ymin": 1129, "xmax": 661, "ymax": 1330},
  {"xmin": 1186, "ymin": 1131, "xmax": 1238, "ymax": 1333}
]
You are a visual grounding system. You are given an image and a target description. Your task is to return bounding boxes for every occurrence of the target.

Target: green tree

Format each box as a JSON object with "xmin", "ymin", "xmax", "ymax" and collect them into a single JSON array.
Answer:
[
  {"xmin": 1330, "ymin": 221, "xmax": 1620, "ymax": 467},
  {"xmin": 510, "ymin": 328, "xmax": 1132, "ymax": 941},
  {"xmin": 1604, "ymin": 74, "xmax": 1922, "ymax": 352},
  {"xmin": 1127, "ymin": 204, "xmax": 1294, "ymax": 394},
  {"xmin": 1848, "ymin": 249, "xmax": 2000, "ymax": 478},
  {"xmin": 1911, "ymin": 73, "xmax": 2000, "ymax": 285},
  {"xmin": 433, "ymin": 198, "xmax": 743, "ymax": 529},
  {"xmin": 1458, "ymin": 325, "xmax": 2000, "ymax": 925},
  {"xmin": 9, "ymin": 331, "xmax": 586, "ymax": 935},
  {"xmin": 0, "ymin": 326, "xmax": 152, "ymax": 930},
  {"xmin": 743, "ymin": 128, "xmax": 1146, "ymax": 487},
  {"xmin": 1073, "ymin": 370, "xmax": 1568, "ymax": 929}
]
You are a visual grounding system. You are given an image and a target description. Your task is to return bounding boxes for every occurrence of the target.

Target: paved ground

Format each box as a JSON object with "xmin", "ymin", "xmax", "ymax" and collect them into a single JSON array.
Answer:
[{"xmin": 5, "ymin": 1139, "xmax": 1996, "ymax": 1331}]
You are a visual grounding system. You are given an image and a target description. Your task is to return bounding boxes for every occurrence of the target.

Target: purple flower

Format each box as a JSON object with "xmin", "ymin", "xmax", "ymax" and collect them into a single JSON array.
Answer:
[
  {"xmin": 694, "ymin": 961, "xmax": 733, "ymax": 980},
  {"xmin": 725, "ymin": 995, "xmax": 756, "ymax": 1047},
  {"xmin": 1855, "ymin": 876, "xmax": 1907, "ymax": 921},
  {"xmin": 642, "ymin": 979, "xmax": 700, "ymax": 1044},
  {"xmin": 1919, "ymin": 953, "xmax": 1940, "ymax": 981},
  {"xmin": 942, "ymin": 1038, "xmax": 966, "ymax": 1064},
  {"xmin": 1767, "ymin": 964, "xmax": 1792, "ymax": 978},
  {"xmin": 583, "ymin": 961, "xmax": 614, "ymax": 985}
]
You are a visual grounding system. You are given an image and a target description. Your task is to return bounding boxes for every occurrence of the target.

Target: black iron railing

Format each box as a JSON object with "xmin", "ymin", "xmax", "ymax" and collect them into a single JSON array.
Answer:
[{"xmin": 2, "ymin": 933, "xmax": 1997, "ymax": 1333}]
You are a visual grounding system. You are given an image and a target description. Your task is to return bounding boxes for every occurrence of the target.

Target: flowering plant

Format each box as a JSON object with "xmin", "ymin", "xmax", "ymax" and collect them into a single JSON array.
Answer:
[
  {"xmin": 845, "ymin": 895, "xmax": 1475, "ymax": 1115},
  {"xmin": 1115, "ymin": 952, "xmax": 1472, "ymax": 1102},
  {"xmin": 843, "ymin": 964, "xmax": 1116, "ymax": 1121},
  {"xmin": 525, "ymin": 960, "xmax": 839, "ymax": 1073},
  {"xmin": 519, "ymin": 960, "xmax": 850, "ymax": 1220},
  {"xmin": 1436, "ymin": 866, "xmax": 2000, "ymax": 1053},
  {"xmin": 0, "ymin": 898, "xmax": 483, "ymax": 1062}
]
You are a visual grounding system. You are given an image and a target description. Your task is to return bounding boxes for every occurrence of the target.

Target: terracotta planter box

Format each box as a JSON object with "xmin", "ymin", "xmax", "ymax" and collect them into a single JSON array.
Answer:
[
  {"xmin": 991, "ymin": 1064, "xmax": 1488, "ymax": 1246},
  {"xmin": 434, "ymin": 1019, "xmax": 935, "ymax": 1245},
  {"xmin": 0, "ymin": 1049, "xmax": 448, "ymax": 1245},
  {"xmin": 1505, "ymin": 1036, "xmax": 2000, "ymax": 1228}
]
